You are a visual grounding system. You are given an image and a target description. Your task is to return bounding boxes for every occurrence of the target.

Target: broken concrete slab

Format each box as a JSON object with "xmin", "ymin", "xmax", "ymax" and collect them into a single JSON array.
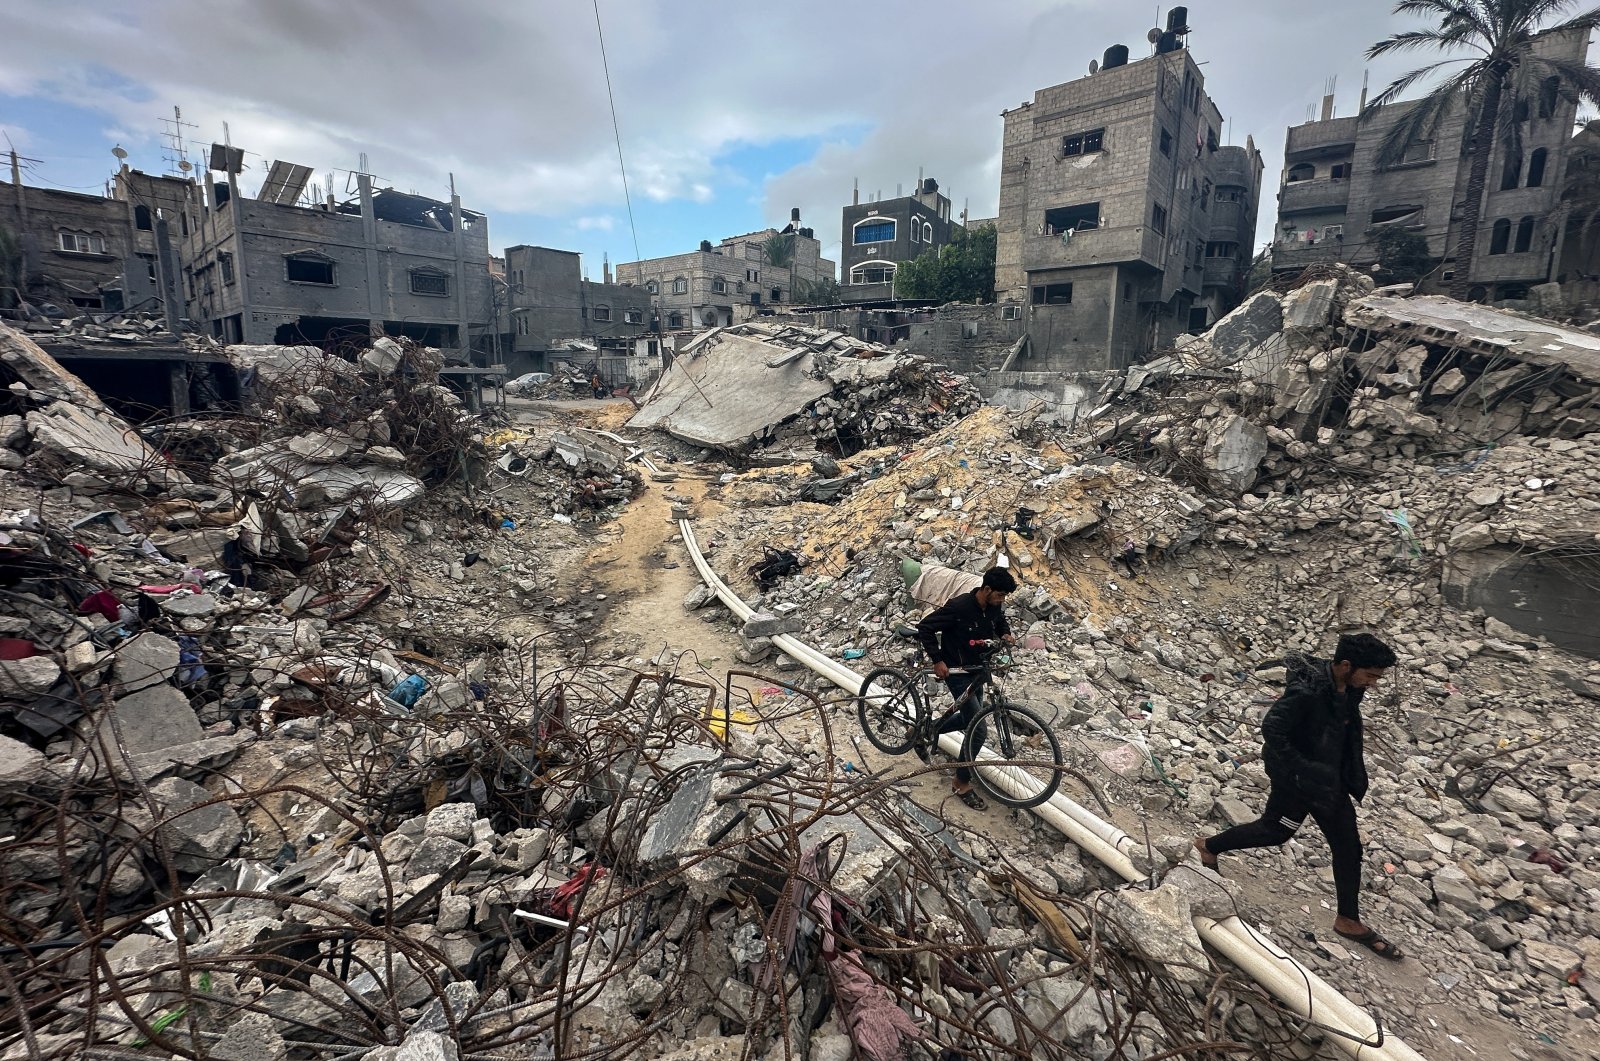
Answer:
[
  {"xmin": 1346, "ymin": 295, "xmax": 1600, "ymax": 384},
  {"xmin": 26, "ymin": 401, "xmax": 190, "ymax": 485},
  {"xmin": 113, "ymin": 632, "xmax": 180, "ymax": 693},
  {"xmin": 150, "ymin": 775, "xmax": 244, "ymax": 873},
  {"xmin": 96, "ymin": 683, "xmax": 205, "ymax": 758},
  {"xmin": 1202, "ymin": 414, "xmax": 1268, "ymax": 494},
  {"xmin": 0, "ymin": 655, "xmax": 60, "ymax": 697},
  {"xmin": 0, "ymin": 733, "xmax": 47, "ymax": 786}
]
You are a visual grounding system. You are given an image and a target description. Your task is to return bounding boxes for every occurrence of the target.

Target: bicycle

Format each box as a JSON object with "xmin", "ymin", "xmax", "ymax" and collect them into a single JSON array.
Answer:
[{"xmin": 855, "ymin": 631, "xmax": 1063, "ymax": 809}]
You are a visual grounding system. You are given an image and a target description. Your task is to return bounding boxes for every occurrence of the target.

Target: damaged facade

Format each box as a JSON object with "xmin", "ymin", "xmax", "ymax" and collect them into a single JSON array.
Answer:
[
  {"xmin": 1272, "ymin": 25, "xmax": 1590, "ymax": 299},
  {"xmin": 180, "ymin": 161, "xmax": 494, "ymax": 354},
  {"xmin": 498, "ymin": 245, "xmax": 654, "ymax": 377},
  {"xmin": 993, "ymin": 13, "xmax": 1264, "ymax": 371}
]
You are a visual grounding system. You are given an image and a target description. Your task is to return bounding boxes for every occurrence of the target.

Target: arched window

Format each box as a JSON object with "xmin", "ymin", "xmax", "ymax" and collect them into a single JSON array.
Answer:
[
  {"xmin": 923, "ymin": 221, "xmax": 933, "ymax": 242},
  {"xmin": 910, "ymin": 219, "xmax": 921, "ymax": 243},
  {"xmin": 645, "ymin": 279, "xmax": 658, "ymax": 295},
  {"xmin": 671, "ymin": 276, "xmax": 688, "ymax": 294},
  {"xmin": 1527, "ymin": 148, "xmax": 1548, "ymax": 188},
  {"xmin": 852, "ymin": 217, "xmax": 896, "ymax": 244},
  {"xmin": 1500, "ymin": 152, "xmax": 1523, "ymax": 191},
  {"xmin": 667, "ymin": 312, "xmax": 684, "ymax": 329},
  {"xmin": 1489, "ymin": 218, "xmax": 1512, "ymax": 255},
  {"xmin": 1539, "ymin": 76, "xmax": 1560, "ymax": 119},
  {"xmin": 1514, "ymin": 216, "xmax": 1535, "ymax": 253},
  {"xmin": 849, "ymin": 262, "xmax": 896, "ymax": 285},
  {"xmin": 1286, "ymin": 163, "xmax": 1315, "ymax": 183}
]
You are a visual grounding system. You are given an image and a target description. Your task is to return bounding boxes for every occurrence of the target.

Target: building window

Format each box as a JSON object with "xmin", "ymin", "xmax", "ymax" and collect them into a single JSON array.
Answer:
[
  {"xmin": 712, "ymin": 276, "xmax": 727, "ymax": 293},
  {"xmin": 746, "ymin": 268, "xmax": 759, "ymax": 282},
  {"xmin": 1489, "ymin": 218, "xmax": 1512, "ymax": 255},
  {"xmin": 1031, "ymin": 283, "xmax": 1073, "ymax": 305},
  {"xmin": 1151, "ymin": 203, "xmax": 1168, "ymax": 235},
  {"xmin": 516, "ymin": 316, "xmax": 529, "ymax": 335},
  {"xmin": 1286, "ymin": 163, "xmax": 1315, "ymax": 183},
  {"xmin": 592, "ymin": 305, "xmax": 612, "ymax": 321},
  {"xmin": 1539, "ymin": 76, "xmax": 1560, "ymax": 119},
  {"xmin": 219, "ymin": 252, "xmax": 235, "ymax": 285},
  {"xmin": 1322, "ymin": 225, "xmax": 1343, "ymax": 241},
  {"xmin": 409, "ymin": 269, "xmax": 450, "ymax": 296},
  {"xmin": 140, "ymin": 254, "xmax": 157, "ymax": 283},
  {"xmin": 849, "ymin": 262, "xmax": 896, "ymax": 285},
  {"xmin": 624, "ymin": 309, "xmax": 642, "ymax": 324},
  {"xmin": 645, "ymin": 279, "xmax": 658, "ymax": 294},
  {"xmin": 285, "ymin": 254, "xmax": 336, "ymax": 285},
  {"xmin": 1500, "ymin": 151, "xmax": 1523, "ymax": 190},
  {"xmin": 1061, "ymin": 128, "xmax": 1104, "ymax": 156},
  {"xmin": 1527, "ymin": 148, "xmax": 1548, "ymax": 187},
  {"xmin": 923, "ymin": 221, "xmax": 933, "ymax": 242},
  {"xmin": 1123, "ymin": 282, "xmax": 1133, "ymax": 302},
  {"xmin": 771, "ymin": 287, "xmax": 782, "ymax": 301},
  {"xmin": 1159, "ymin": 128, "xmax": 1173, "ymax": 157},
  {"xmin": 910, "ymin": 220, "xmax": 921, "ymax": 244},
  {"xmin": 1514, "ymin": 216, "xmax": 1535, "ymax": 253},
  {"xmin": 57, "ymin": 231, "xmax": 106, "ymax": 254},
  {"xmin": 1043, "ymin": 202, "xmax": 1100, "ymax": 235},
  {"xmin": 667, "ymin": 312, "xmax": 684, "ymax": 329},
  {"xmin": 853, "ymin": 218, "xmax": 896, "ymax": 244},
  {"xmin": 1371, "ymin": 205, "xmax": 1424, "ymax": 227},
  {"xmin": 672, "ymin": 277, "xmax": 688, "ymax": 294},
  {"xmin": 1206, "ymin": 241, "xmax": 1239, "ymax": 258},
  {"xmin": 1001, "ymin": 304, "xmax": 1021, "ymax": 320},
  {"xmin": 1330, "ymin": 163, "xmax": 1352, "ymax": 180},
  {"xmin": 1216, "ymin": 188, "xmax": 1242, "ymax": 203},
  {"xmin": 134, "ymin": 205, "xmax": 152, "ymax": 231}
]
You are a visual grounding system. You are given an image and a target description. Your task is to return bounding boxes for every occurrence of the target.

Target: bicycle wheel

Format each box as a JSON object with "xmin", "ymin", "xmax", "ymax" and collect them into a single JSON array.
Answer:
[
  {"xmin": 966, "ymin": 701, "xmax": 1063, "ymax": 809},
  {"xmin": 856, "ymin": 668, "xmax": 927, "ymax": 756}
]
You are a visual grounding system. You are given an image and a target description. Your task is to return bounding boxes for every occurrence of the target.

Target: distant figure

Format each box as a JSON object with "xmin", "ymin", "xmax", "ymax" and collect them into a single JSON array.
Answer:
[
  {"xmin": 590, "ymin": 372, "xmax": 606, "ymax": 399},
  {"xmin": 1195, "ymin": 633, "xmax": 1404, "ymax": 960}
]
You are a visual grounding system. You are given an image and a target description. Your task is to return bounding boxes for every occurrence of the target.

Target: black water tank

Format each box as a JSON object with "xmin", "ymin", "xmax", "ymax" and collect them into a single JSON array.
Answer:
[
  {"xmin": 1166, "ymin": 6, "xmax": 1189, "ymax": 32},
  {"xmin": 800, "ymin": 227, "xmax": 814, "ymax": 239},
  {"xmin": 1157, "ymin": 30, "xmax": 1181, "ymax": 53},
  {"xmin": 791, "ymin": 207, "xmax": 801, "ymax": 222},
  {"xmin": 1103, "ymin": 44, "xmax": 1129, "ymax": 69},
  {"xmin": 921, "ymin": 178, "xmax": 938, "ymax": 194},
  {"xmin": 699, "ymin": 239, "xmax": 712, "ymax": 252}
]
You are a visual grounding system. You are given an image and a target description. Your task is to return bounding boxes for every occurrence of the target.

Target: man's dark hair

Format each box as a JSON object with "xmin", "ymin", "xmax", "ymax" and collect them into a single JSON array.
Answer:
[
  {"xmin": 981, "ymin": 567, "xmax": 1018, "ymax": 593},
  {"xmin": 1334, "ymin": 633, "xmax": 1397, "ymax": 670}
]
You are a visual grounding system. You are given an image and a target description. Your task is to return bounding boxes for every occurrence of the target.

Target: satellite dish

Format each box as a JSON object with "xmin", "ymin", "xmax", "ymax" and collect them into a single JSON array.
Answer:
[
  {"xmin": 1089, "ymin": 59, "xmax": 1099, "ymax": 74},
  {"xmin": 178, "ymin": 159, "xmax": 193, "ymax": 173},
  {"xmin": 1147, "ymin": 27, "xmax": 1163, "ymax": 44},
  {"xmin": 111, "ymin": 145, "xmax": 128, "ymax": 160}
]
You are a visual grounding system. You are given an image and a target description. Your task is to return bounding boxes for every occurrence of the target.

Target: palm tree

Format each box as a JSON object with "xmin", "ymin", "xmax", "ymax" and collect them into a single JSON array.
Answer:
[
  {"xmin": 1364, "ymin": 0, "xmax": 1600, "ymax": 299},
  {"xmin": 763, "ymin": 232, "xmax": 796, "ymax": 270}
]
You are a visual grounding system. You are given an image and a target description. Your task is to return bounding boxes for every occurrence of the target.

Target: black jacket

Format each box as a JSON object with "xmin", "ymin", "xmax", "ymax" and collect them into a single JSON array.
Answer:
[
  {"xmin": 917, "ymin": 590, "xmax": 1011, "ymax": 671},
  {"xmin": 1260, "ymin": 654, "xmax": 1370, "ymax": 802}
]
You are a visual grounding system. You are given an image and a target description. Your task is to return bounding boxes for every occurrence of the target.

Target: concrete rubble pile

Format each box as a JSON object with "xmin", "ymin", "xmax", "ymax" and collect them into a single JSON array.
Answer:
[
  {"xmin": 678, "ymin": 283, "xmax": 1600, "ymax": 1058},
  {"xmin": 5, "ymin": 302, "xmax": 180, "ymax": 343},
  {"xmin": 629, "ymin": 321, "xmax": 982, "ymax": 456}
]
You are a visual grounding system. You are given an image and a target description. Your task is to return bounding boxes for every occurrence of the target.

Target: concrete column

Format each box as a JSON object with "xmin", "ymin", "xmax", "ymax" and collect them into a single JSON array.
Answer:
[
  {"xmin": 168, "ymin": 361, "xmax": 190, "ymax": 416},
  {"xmin": 451, "ymin": 193, "xmax": 469, "ymax": 359},
  {"xmin": 358, "ymin": 174, "xmax": 383, "ymax": 339}
]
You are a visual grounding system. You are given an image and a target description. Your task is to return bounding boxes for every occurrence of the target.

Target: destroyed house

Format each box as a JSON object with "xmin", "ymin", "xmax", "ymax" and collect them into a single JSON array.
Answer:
[
  {"xmin": 1272, "ymin": 25, "xmax": 1589, "ymax": 300},
  {"xmin": 994, "ymin": 10, "xmax": 1264, "ymax": 371},
  {"xmin": 180, "ymin": 160, "xmax": 494, "ymax": 353},
  {"xmin": 500, "ymin": 245, "xmax": 652, "ymax": 376}
]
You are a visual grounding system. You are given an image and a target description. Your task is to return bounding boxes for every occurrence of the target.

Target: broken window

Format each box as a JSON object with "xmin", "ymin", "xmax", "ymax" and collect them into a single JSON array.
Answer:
[
  {"xmin": 1151, "ymin": 203, "xmax": 1168, "ymax": 235},
  {"xmin": 672, "ymin": 277, "xmax": 687, "ymax": 294},
  {"xmin": 219, "ymin": 252, "xmax": 235, "ymax": 285},
  {"xmin": 645, "ymin": 279, "xmax": 658, "ymax": 295},
  {"xmin": 1527, "ymin": 148, "xmax": 1548, "ymax": 188},
  {"xmin": 1206, "ymin": 241, "xmax": 1239, "ymax": 258},
  {"xmin": 57, "ymin": 231, "xmax": 106, "ymax": 254},
  {"xmin": 624, "ymin": 309, "xmax": 642, "ymax": 324},
  {"xmin": 667, "ymin": 312, "xmax": 684, "ymax": 329},
  {"xmin": 1216, "ymin": 188, "xmax": 1242, "ymax": 203},
  {"xmin": 1031, "ymin": 283, "xmax": 1073, "ymax": 305},
  {"xmin": 850, "ymin": 262, "xmax": 896, "ymax": 285},
  {"xmin": 139, "ymin": 254, "xmax": 156, "ymax": 283},
  {"xmin": 1330, "ymin": 163, "xmax": 1352, "ymax": 179},
  {"xmin": 771, "ymin": 287, "xmax": 782, "ymax": 301},
  {"xmin": 592, "ymin": 306, "xmax": 612, "ymax": 322},
  {"xmin": 286, "ymin": 254, "xmax": 335, "ymax": 285},
  {"xmin": 1043, "ymin": 202, "xmax": 1100, "ymax": 235},
  {"xmin": 1500, "ymin": 151, "xmax": 1523, "ymax": 190},
  {"xmin": 1286, "ymin": 163, "xmax": 1314, "ymax": 183},
  {"xmin": 1370, "ymin": 205, "xmax": 1423, "ymax": 227},
  {"xmin": 134, "ymin": 205, "xmax": 152, "ymax": 231},
  {"xmin": 1322, "ymin": 225, "xmax": 1343, "ymax": 241},
  {"xmin": 1061, "ymin": 128, "xmax": 1105, "ymax": 157},
  {"xmin": 1539, "ymin": 76, "xmax": 1560, "ymax": 119},
  {"xmin": 1160, "ymin": 128, "xmax": 1173, "ymax": 157},
  {"xmin": 853, "ymin": 218, "xmax": 896, "ymax": 244},
  {"xmin": 1001, "ymin": 304, "xmax": 1021, "ymax": 320},
  {"xmin": 1515, "ymin": 216, "xmax": 1535, "ymax": 253},
  {"xmin": 1490, "ymin": 218, "xmax": 1512, "ymax": 255},
  {"xmin": 409, "ymin": 269, "xmax": 449, "ymax": 297}
]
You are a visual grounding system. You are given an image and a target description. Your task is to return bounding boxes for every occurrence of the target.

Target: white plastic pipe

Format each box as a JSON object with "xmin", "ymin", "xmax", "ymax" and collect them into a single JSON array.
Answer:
[{"xmin": 676, "ymin": 518, "xmax": 1424, "ymax": 1061}]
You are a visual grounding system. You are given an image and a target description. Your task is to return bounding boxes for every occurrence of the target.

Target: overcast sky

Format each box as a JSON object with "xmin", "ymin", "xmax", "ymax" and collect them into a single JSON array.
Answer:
[{"xmin": 3, "ymin": 1, "xmax": 1583, "ymax": 276}]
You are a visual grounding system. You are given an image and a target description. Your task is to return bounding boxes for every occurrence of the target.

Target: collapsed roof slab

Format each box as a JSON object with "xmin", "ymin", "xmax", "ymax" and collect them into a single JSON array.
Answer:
[
  {"xmin": 627, "ymin": 331, "xmax": 835, "ymax": 448},
  {"xmin": 1346, "ymin": 295, "xmax": 1600, "ymax": 384}
]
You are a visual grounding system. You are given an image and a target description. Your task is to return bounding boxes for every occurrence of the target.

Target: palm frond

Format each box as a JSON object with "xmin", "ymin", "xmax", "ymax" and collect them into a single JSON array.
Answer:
[
  {"xmin": 1516, "ymin": 0, "xmax": 1596, "ymax": 32},
  {"xmin": 1373, "ymin": 74, "xmax": 1472, "ymax": 165},
  {"xmin": 1363, "ymin": 58, "xmax": 1478, "ymax": 113},
  {"xmin": 1367, "ymin": 26, "xmax": 1485, "ymax": 59}
]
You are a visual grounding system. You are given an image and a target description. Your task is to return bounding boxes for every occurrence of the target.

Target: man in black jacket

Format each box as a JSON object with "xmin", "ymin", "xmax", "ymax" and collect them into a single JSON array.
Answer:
[
  {"xmin": 1195, "ymin": 633, "xmax": 1402, "ymax": 959},
  {"xmin": 916, "ymin": 566, "xmax": 1017, "ymax": 810}
]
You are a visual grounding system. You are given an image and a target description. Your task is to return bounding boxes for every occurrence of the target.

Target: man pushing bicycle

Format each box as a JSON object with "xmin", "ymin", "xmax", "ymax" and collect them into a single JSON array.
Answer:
[{"xmin": 915, "ymin": 566, "xmax": 1018, "ymax": 810}]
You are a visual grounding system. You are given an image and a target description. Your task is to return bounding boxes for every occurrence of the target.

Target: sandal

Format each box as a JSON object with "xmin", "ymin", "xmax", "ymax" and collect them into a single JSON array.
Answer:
[
  {"xmin": 955, "ymin": 788, "xmax": 988, "ymax": 811},
  {"xmin": 1335, "ymin": 925, "xmax": 1404, "ymax": 961}
]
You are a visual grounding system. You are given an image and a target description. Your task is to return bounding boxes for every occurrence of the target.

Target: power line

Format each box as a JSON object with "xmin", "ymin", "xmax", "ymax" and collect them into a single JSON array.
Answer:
[{"xmin": 592, "ymin": 0, "xmax": 641, "ymax": 264}]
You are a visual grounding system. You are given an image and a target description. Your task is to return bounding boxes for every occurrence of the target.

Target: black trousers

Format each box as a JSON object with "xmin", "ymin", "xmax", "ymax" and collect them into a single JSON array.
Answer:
[
  {"xmin": 933, "ymin": 673, "xmax": 988, "ymax": 785},
  {"xmin": 1205, "ymin": 783, "xmax": 1364, "ymax": 921}
]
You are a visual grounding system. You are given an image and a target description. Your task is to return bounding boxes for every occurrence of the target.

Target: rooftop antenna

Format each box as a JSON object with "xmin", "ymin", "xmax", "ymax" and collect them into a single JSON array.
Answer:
[
  {"xmin": 1359, "ymin": 69, "xmax": 1371, "ymax": 111},
  {"xmin": 158, "ymin": 106, "xmax": 198, "ymax": 178}
]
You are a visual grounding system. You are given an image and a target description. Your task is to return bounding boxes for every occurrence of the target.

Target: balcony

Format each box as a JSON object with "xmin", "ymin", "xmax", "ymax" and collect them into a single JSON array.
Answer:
[
  {"xmin": 1272, "ymin": 241, "xmax": 1346, "ymax": 271},
  {"xmin": 1286, "ymin": 117, "xmax": 1359, "ymax": 157},
  {"xmin": 1278, "ymin": 178, "xmax": 1351, "ymax": 215},
  {"xmin": 1208, "ymin": 199, "xmax": 1247, "ymax": 236},
  {"xmin": 1022, "ymin": 224, "xmax": 1161, "ymax": 272},
  {"xmin": 1210, "ymin": 147, "xmax": 1256, "ymax": 190},
  {"xmin": 1203, "ymin": 257, "xmax": 1240, "ymax": 288}
]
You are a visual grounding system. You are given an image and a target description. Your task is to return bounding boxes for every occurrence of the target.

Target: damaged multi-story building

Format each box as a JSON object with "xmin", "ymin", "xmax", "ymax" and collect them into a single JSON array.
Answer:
[
  {"xmin": 498, "ymin": 245, "xmax": 657, "ymax": 379},
  {"xmin": 1270, "ymin": 24, "xmax": 1590, "ymax": 300},
  {"xmin": 839, "ymin": 177, "xmax": 960, "ymax": 303},
  {"xmin": 993, "ymin": 9, "xmax": 1263, "ymax": 371},
  {"xmin": 615, "ymin": 214, "xmax": 836, "ymax": 330},
  {"xmin": 180, "ymin": 155, "xmax": 494, "ymax": 354},
  {"xmin": 3, "ymin": 157, "xmax": 191, "ymax": 316}
]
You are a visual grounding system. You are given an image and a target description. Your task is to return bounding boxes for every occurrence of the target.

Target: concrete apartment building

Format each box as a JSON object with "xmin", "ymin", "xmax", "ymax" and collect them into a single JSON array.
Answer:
[
  {"xmin": 616, "ymin": 215, "xmax": 836, "ymax": 330},
  {"xmin": 501, "ymin": 245, "xmax": 652, "ymax": 376},
  {"xmin": 3, "ymin": 159, "xmax": 191, "ymax": 315},
  {"xmin": 1272, "ymin": 26, "xmax": 1588, "ymax": 299},
  {"xmin": 180, "ymin": 159, "xmax": 493, "ymax": 353},
  {"xmin": 994, "ymin": 11, "xmax": 1263, "ymax": 372},
  {"xmin": 839, "ymin": 177, "xmax": 959, "ymax": 302}
]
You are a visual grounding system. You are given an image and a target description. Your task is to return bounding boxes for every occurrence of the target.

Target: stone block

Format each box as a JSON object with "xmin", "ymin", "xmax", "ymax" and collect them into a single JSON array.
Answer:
[
  {"xmin": 150, "ymin": 776, "xmax": 244, "ymax": 872},
  {"xmin": 113, "ymin": 632, "xmax": 179, "ymax": 693},
  {"xmin": 0, "ymin": 655, "xmax": 59, "ymax": 697},
  {"xmin": 0, "ymin": 733, "xmax": 47, "ymax": 786}
]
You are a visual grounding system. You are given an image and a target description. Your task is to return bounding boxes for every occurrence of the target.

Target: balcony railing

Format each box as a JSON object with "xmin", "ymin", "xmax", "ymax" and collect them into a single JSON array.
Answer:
[
  {"xmin": 1278, "ymin": 178, "xmax": 1351, "ymax": 215},
  {"xmin": 1202, "ymin": 258, "xmax": 1240, "ymax": 288},
  {"xmin": 1286, "ymin": 117, "xmax": 1359, "ymax": 156}
]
